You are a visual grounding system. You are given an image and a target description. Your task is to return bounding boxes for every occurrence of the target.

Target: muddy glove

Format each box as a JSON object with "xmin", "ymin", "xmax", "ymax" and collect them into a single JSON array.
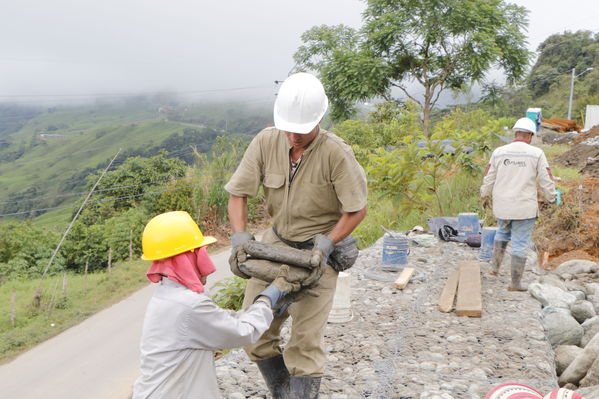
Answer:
[
  {"xmin": 273, "ymin": 287, "xmax": 320, "ymax": 318},
  {"xmin": 229, "ymin": 232, "xmax": 254, "ymax": 279},
  {"xmin": 310, "ymin": 234, "xmax": 335, "ymax": 268},
  {"xmin": 256, "ymin": 265, "xmax": 301, "ymax": 311}
]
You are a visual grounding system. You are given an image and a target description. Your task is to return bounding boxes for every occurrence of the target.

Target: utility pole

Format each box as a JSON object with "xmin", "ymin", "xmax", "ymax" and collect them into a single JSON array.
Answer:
[
  {"xmin": 568, "ymin": 68, "xmax": 575, "ymax": 120},
  {"xmin": 568, "ymin": 67, "xmax": 594, "ymax": 120}
]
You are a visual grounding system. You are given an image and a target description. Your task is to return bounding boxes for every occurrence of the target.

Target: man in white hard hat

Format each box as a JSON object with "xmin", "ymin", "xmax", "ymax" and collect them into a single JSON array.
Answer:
[
  {"xmin": 481, "ymin": 117, "xmax": 556, "ymax": 291},
  {"xmin": 225, "ymin": 72, "xmax": 368, "ymax": 398}
]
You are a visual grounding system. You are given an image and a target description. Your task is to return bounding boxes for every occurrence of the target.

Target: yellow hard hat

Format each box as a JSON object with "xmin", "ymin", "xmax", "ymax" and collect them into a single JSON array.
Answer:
[{"xmin": 141, "ymin": 211, "xmax": 217, "ymax": 260}]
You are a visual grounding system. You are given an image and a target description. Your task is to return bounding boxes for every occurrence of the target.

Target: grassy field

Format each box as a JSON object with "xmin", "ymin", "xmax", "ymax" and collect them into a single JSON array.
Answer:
[
  {"xmin": 0, "ymin": 119, "xmax": 187, "ymax": 201},
  {"xmin": 0, "ymin": 259, "xmax": 150, "ymax": 363}
]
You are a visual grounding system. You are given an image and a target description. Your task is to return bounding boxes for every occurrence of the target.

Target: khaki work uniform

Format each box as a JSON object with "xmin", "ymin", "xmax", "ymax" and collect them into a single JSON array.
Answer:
[{"xmin": 225, "ymin": 127, "xmax": 367, "ymax": 376}]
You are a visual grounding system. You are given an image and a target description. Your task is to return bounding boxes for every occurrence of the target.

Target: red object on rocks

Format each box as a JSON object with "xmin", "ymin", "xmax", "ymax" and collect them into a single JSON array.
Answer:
[
  {"xmin": 542, "ymin": 388, "xmax": 585, "ymax": 399},
  {"xmin": 485, "ymin": 383, "xmax": 543, "ymax": 399}
]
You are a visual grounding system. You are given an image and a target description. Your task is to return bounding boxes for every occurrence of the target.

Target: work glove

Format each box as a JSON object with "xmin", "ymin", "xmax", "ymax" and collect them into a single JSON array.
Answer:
[
  {"xmin": 310, "ymin": 234, "xmax": 335, "ymax": 268},
  {"xmin": 556, "ymin": 189, "xmax": 563, "ymax": 206},
  {"xmin": 273, "ymin": 286, "xmax": 320, "ymax": 318},
  {"xmin": 229, "ymin": 232, "xmax": 254, "ymax": 279},
  {"xmin": 231, "ymin": 231, "xmax": 254, "ymax": 249}
]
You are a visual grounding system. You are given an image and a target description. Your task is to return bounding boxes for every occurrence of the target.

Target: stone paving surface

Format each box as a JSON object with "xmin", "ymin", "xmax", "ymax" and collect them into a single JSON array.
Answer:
[{"xmin": 217, "ymin": 237, "xmax": 558, "ymax": 398}]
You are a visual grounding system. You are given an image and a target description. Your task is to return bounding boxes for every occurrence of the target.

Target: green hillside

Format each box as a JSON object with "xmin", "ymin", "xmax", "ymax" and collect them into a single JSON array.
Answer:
[{"xmin": 0, "ymin": 100, "xmax": 271, "ymax": 220}]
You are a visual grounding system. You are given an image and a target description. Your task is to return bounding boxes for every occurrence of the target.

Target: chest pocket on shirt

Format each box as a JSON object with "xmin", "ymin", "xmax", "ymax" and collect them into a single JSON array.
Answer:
[{"xmin": 263, "ymin": 173, "xmax": 286, "ymax": 212}]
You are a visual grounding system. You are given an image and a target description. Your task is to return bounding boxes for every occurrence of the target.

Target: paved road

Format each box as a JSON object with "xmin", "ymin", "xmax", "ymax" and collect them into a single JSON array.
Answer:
[{"xmin": 0, "ymin": 247, "xmax": 234, "ymax": 399}]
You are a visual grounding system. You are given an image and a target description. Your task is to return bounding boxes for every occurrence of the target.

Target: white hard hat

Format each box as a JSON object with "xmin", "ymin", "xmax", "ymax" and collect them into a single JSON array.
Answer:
[
  {"xmin": 274, "ymin": 72, "xmax": 329, "ymax": 134},
  {"xmin": 512, "ymin": 117, "xmax": 536, "ymax": 135}
]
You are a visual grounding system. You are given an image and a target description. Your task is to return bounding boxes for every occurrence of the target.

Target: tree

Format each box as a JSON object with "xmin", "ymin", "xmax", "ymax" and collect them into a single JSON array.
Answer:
[
  {"xmin": 294, "ymin": 0, "xmax": 530, "ymax": 136},
  {"xmin": 527, "ymin": 30, "xmax": 599, "ymax": 97}
]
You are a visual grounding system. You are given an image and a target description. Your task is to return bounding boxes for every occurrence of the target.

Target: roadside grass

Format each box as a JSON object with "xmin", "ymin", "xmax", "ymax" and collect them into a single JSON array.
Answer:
[
  {"xmin": 0, "ymin": 260, "xmax": 149, "ymax": 363},
  {"xmin": 542, "ymin": 144, "xmax": 571, "ymax": 160},
  {"xmin": 552, "ymin": 165, "xmax": 583, "ymax": 187}
]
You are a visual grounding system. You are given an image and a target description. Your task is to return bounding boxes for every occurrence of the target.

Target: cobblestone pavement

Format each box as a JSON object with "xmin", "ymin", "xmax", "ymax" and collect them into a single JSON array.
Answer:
[{"xmin": 217, "ymin": 238, "xmax": 557, "ymax": 399}]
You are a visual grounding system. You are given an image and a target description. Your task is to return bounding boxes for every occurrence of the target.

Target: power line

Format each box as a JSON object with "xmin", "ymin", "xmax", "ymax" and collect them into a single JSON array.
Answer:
[{"xmin": 41, "ymin": 149, "xmax": 121, "ymax": 279}]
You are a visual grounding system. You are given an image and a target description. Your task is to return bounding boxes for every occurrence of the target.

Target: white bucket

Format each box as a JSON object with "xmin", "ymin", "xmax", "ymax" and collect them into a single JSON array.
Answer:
[{"xmin": 328, "ymin": 272, "xmax": 353, "ymax": 324}]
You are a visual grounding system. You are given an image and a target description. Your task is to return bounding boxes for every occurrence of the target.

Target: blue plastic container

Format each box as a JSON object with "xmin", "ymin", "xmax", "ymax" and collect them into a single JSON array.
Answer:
[
  {"xmin": 382, "ymin": 236, "xmax": 410, "ymax": 266},
  {"xmin": 479, "ymin": 227, "xmax": 498, "ymax": 261},
  {"xmin": 458, "ymin": 212, "xmax": 481, "ymax": 237}
]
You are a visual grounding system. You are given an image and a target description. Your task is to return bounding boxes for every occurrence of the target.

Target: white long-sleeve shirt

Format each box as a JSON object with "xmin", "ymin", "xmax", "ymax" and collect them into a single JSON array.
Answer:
[
  {"xmin": 132, "ymin": 278, "xmax": 273, "ymax": 399},
  {"xmin": 480, "ymin": 141, "xmax": 556, "ymax": 220}
]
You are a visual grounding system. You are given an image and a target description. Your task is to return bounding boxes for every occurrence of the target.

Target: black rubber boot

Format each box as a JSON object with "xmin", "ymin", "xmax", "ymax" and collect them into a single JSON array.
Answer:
[
  {"xmin": 508, "ymin": 255, "xmax": 528, "ymax": 291},
  {"xmin": 256, "ymin": 355, "xmax": 290, "ymax": 399},
  {"xmin": 490, "ymin": 240, "xmax": 509, "ymax": 275},
  {"xmin": 289, "ymin": 376, "xmax": 321, "ymax": 399}
]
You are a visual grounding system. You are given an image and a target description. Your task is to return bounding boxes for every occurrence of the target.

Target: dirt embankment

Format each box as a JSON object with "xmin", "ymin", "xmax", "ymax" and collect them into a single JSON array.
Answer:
[
  {"xmin": 536, "ymin": 172, "xmax": 599, "ymax": 269},
  {"xmin": 536, "ymin": 121, "xmax": 599, "ymax": 269}
]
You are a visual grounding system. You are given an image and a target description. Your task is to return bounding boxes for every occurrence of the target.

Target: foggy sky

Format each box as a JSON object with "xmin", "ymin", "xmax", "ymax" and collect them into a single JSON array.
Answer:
[{"xmin": 0, "ymin": 0, "xmax": 597, "ymax": 105}]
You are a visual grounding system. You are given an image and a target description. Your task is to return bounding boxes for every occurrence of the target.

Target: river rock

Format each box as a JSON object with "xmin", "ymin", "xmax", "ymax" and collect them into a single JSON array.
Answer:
[
  {"xmin": 543, "ymin": 307, "xmax": 584, "ymax": 347},
  {"xmin": 560, "ymin": 331, "xmax": 599, "ymax": 385},
  {"xmin": 582, "ymin": 317, "xmax": 599, "ymax": 348},
  {"xmin": 555, "ymin": 260, "xmax": 599, "ymax": 277},
  {"xmin": 581, "ymin": 355, "xmax": 599, "ymax": 388},
  {"xmin": 541, "ymin": 274, "xmax": 568, "ymax": 291},
  {"xmin": 529, "ymin": 282, "xmax": 578, "ymax": 309},
  {"xmin": 586, "ymin": 284, "xmax": 599, "ymax": 296},
  {"xmin": 555, "ymin": 345, "xmax": 584, "ymax": 375},
  {"xmin": 571, "ymin": 300, "xmax": 597, "ymax": 323}
]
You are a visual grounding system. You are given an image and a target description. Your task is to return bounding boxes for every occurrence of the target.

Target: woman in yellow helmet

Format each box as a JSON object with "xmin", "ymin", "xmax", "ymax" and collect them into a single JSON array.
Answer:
[{"xmin": 132, "ymin": 211, "xmax": 299, "ymax": 399}]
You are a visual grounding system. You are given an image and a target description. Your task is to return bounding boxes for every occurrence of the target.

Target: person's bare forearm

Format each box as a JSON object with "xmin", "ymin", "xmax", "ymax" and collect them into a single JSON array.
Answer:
[
  {"xmin": 228, "ymin": 195, "xmax": 248, "ymax": 233},
  {"xmin": 327, "ymin": 207, "xmax": 367, "ymax": 243}
]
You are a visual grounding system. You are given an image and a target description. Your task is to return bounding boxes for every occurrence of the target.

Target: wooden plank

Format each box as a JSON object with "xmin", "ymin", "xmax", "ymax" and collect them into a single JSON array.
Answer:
[
  {"xmin": 394, "ymin": 268, "xmax": 415, "ymax": 289},
  {"xmin": 437, "ymin": 269, "xmax": 460, "ymax": 313},
  {"xmin": 455, "ymin": 260, "xmax": 482, "ymax": 317}
]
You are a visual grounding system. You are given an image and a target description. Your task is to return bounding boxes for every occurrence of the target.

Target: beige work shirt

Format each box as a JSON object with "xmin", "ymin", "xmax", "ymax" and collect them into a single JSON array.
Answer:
[{"xmin": 225, "ymin": 127, "xmax": 368, "ymax": 241}]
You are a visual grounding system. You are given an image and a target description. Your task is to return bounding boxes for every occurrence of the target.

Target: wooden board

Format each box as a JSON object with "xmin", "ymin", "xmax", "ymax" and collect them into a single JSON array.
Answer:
[
  {"xmin": 394, "ymin": 268, "xmax": 415, "ymax": 289},
  {"xmin": 437, "ymin": 269, "xmax": 460, "ymax": 313},
  {"xmin": 455, "ymin": 261, "xmax": 482, "ymax": 317}
]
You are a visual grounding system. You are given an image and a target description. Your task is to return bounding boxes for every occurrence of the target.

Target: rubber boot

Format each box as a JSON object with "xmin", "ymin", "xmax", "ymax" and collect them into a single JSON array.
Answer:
[
  {"xmin": 508, "ymin": 255, "xmax": 528, "ymax": 292},
  {"xmin": 256, "ymin": 355, "xmax": 290, "ymax": 399},
  {"xmin": 289, "ymin": 376, "xmax": 321, "ymax": 399},
  {"xmin": 490, "ymin": 240, "xmax": 509, "ymax": 276}
]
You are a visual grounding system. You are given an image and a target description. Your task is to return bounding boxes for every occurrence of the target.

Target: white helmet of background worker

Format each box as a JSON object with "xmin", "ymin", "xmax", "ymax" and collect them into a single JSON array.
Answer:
[
  {"xmin": 512, "ymin": 117, "xmax": 537, "ymax": 135},
  {"xmin": 273, "ymin": 72, "xmax": 329, "ymax": 134}
]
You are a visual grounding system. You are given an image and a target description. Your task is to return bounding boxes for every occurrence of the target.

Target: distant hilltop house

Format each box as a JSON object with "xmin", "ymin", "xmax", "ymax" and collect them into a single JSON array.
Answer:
[
  {"xmin": 39, "ymin": 134, "xmax": 65, "ymax": 139},
  {"xmin": 158, "ymin": 106, "xmax": 176, "ymax": 121}
]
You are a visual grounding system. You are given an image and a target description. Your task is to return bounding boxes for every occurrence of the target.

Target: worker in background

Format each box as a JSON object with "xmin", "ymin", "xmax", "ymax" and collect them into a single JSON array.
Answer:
[
  {"xmin": 481, "ymin": 118, "xmax": 556, "ymax": 291},
  {"xmin": 225, "ymin": 72, "xmax": 368, "ymax": 398},
  {"xmin": 132, "ymin": 211, "xmax": 301, "ymax": 399}
]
